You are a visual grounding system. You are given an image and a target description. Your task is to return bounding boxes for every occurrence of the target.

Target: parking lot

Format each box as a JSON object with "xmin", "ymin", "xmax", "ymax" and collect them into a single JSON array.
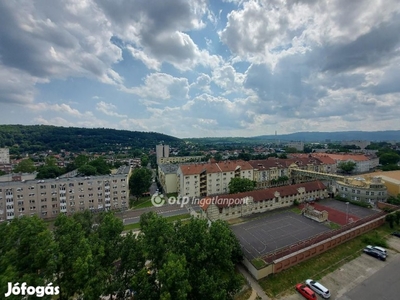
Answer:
[
  {"xmin": 231, "ymin": 211, "xmax": 330, "ymax": 260},
  {"xmin": 280, "ymin": 237, "xmax": 400, "ymax": 300}
]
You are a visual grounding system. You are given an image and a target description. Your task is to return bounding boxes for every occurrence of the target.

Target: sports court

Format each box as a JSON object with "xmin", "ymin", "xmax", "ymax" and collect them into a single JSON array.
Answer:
[
  {"xmin": 231, "ymin": 211, "xmax": 331, "ymax": 260},
  {"xmin": 318, "ymin": 199, "xmax": 378, "ymax": 218}
]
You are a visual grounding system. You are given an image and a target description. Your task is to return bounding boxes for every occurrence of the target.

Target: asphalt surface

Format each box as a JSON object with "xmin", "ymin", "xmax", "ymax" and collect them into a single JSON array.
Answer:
[
  {"xmin": 337, "ymin": 253, "xmax": 400, "ymax": 300},
  {"xmin": 231, "ymin": 211, "xmax": 330, "ymax": 260},
  {"xmin": 319, "ymin": 199, "xmax": 378, "ymax": 218}
]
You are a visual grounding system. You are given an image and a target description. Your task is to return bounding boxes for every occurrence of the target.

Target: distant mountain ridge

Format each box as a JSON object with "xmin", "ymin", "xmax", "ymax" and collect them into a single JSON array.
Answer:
[{"xmin": 253, "ymin": 130, "xmax": 400, "ymax": 142}]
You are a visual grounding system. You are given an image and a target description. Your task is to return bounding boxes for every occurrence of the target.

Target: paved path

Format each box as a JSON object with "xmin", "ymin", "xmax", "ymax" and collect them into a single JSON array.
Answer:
[{"xmin": 237, "ymin": 264, "xmax": 269, "ymax": 300}]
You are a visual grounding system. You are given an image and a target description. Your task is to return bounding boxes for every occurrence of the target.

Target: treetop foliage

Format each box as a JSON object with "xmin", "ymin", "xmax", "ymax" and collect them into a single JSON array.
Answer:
[{"xmin": 0, "ymin": 211, "xmax": 243, "ymax": 300}]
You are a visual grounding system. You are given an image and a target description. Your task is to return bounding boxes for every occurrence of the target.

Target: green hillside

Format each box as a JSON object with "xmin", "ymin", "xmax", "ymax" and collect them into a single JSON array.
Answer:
[{"xmin": 0, "ymin": 125, "xmax": 182, "ymax": 153}]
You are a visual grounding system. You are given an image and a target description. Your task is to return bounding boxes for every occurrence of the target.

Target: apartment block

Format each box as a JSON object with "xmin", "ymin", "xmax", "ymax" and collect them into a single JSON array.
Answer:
[
  {"xmin": 158, "ymin": 156, "xmax": 203, "ymax": 164},
  {"xmin": 177, "ymin": 160, "xmax": 253, "ymax": 198},
  {"xmin": 0, "ymin": 166, "xmax": 131, "ymax": 222},
  {"xmin": 335, "ymin": 176, "xmax": 387, "ymax": 204}
]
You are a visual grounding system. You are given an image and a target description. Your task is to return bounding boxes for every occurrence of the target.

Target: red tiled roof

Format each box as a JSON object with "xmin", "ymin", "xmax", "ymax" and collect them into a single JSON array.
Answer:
[{"xmin": 201, "ymin": 180, "xmax": 327, "ymax": 209}]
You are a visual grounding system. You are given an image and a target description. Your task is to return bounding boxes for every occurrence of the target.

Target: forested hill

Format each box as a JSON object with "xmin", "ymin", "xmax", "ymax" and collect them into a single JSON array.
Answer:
[{"xmin": 0, "ymin": 125, "xmax": 182, "ymax": 153}]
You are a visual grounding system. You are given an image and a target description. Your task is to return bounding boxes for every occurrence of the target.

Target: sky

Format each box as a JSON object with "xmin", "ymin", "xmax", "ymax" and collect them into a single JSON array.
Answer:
[{"xmin": 1, "ymin": 0, "xmax": 400, "ymax": 138}]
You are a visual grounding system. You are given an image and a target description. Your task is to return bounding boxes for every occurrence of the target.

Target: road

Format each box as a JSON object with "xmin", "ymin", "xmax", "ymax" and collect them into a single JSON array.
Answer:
[{"xmin": 119, "ymin": 165, "xmax": 202, "ymax": 225}]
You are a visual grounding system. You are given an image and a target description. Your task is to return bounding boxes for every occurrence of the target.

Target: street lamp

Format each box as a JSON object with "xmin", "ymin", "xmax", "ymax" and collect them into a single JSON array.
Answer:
[{"xmin": 346, "ymin": 202, "xmax": 349, "ymax": 224}]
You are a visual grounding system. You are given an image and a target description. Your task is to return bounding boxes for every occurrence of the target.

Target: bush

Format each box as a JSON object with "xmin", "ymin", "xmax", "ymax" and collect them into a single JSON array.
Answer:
[
  {"xmin": 293, "ymin": 199, "xmax": 300, "ymax": 206},
  {"xmin": 334, "ymin": 195, "xmax": 371, "ymax": 208},
  {"xmin": 362, "ymin": 234, "xmax": 388, "ymax": 248}
]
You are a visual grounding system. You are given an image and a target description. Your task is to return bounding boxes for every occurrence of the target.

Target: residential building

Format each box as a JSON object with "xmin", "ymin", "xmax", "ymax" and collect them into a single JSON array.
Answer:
[
  {"xmin": 177, "ymin": 160, "xmax": 253, "ymax": 198},
  {"xmin": 200, "ymin": 181, "xmax": 328, "ymax": 221},
  {"xmin": 334, "ymin": 176, "xmax": 387, "ymax": 204},
  {"xmin": 156, "ymin": 144, "xmax": 170, "ymax": 164},
  {"xmin": 0, "ymin": 148, "xmax": 10, "ymax": 164},
  {"xmin": 0, "ymin": 172, "xmax": 38, "ymax": 182},
  {"xmin": 364, "ymin": 170, "xmax": 400, "ymax": 196},
  {"xmin": 158, "ymin": 164, "xmax": 179, "ymax": 194},
  {"xmin": 0, "ymin": 166, "xmax": 131, "ymax": 222},
  {"xmin": 313, "ymin": 153, "xmax": 378, "ymax": 173},
  {"xmin": 286, "ymin": 141, "xmax": 304, "ymax": 151},
  {"xmin": 158, "ymin": 156, "xmax": 203, "ymax": 164}
]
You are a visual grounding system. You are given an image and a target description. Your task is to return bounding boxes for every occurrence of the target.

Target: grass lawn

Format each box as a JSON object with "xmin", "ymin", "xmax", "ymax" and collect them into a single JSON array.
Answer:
[
  {"xmin": 259, "ymin": 222, "xmax": 397, "ymax": 298},
  {"xmin": 290, "ymin": 207, "xmax": 302, "ymax": 214},
  {"xmin": 131, "ymin": 196, "xmax": 153, "ymax": 209},
  {"xmin": 327, "ymin": 221, "xmax": 341, "ymax": 230},
  {"xmin": 234, "ymin": 286, "xmax": 252, "ymax": 300},
  {"xmin": 123, "ymin": 213, "xmax": 191, "ymax": 231}
]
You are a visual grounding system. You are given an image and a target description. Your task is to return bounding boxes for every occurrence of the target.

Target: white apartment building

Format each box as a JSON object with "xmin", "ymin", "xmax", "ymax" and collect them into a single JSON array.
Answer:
[
  {"xmin": 0, "ymin": 165, "xmax": 131, "ymax": 222},
  {"xmin": 0, "ymin": 148, "xmax": 10, "ymax": 164},
  {"xmin": 177, "ymin": 160, "xmax": 254, "ymax": 198}
]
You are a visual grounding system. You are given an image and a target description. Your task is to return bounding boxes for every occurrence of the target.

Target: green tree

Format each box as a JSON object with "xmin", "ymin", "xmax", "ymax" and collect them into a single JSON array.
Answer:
[
  {"xmin": 74, "ymin": 154, "xmax": 89, "ymax": 168},
  {"xmin": 379, "ymin": 152, "xmax": 400, "ymax": 166},
  {"xmin": 129, "ymin": 167, "xmax": 153, "ymax": 200},
  {"xmin": 141, "ymin": 154, "xmax": 149, "ymax": 167},
  {"xmin": 228, "ymin": 177, "xmax": 256, "ymax": 194},
  {"xmin": 78, "ymin": 164, "xmax": 97, "ymax": 176},
  {"xmin": 214, "ymin": 153, "xmax": 223, "ymax": 162},
  {"xmin": 0, "ymin": 216, "xmax": 55, "ymax": 300},
  {"xmin": 0, "ymin": 170, "xmax": 5, "ymax": 176},
  {"xmin": 386, "ymin": 214, "xmax": 396, "ymax": 229},
  {"xmin": 338, "ymin": 161, "xmax": 357, "ymax": 174},
  {"xmin": 13, "ymin": 158, "xmax": 36, "ymax": 173},
  {"xmin": 89, "ymin": 157, "xmax": 111, "ymax": 175},
  {"xmin": 158, "ymin": 253, "xmax": 191, "ymax": 300},
  {"xmin": 36, "ymin": 165, "xmax": 64, "ymax": 179},
  {"xmin": 395, "ymin": 211, "xmax": 400, "ymax": 226},
  {"xmin": 52, "ymin": 214, "xmax": 93, "ymax": 300}
]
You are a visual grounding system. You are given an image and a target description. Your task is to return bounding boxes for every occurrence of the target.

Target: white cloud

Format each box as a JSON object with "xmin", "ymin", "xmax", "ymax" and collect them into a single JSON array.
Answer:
[
  {"xmin": 124, "ymin": 73, "xmax": 190, "ymax": 101},
  {"xmin": 96, "ymin": 101, "xmax": 128, "ymax": 118}
]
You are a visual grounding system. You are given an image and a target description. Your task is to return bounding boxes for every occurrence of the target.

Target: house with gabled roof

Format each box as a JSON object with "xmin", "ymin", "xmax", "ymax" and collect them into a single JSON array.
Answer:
[{"xmin": 199, "ymin": 180, "xmax": 328, "ymax": 221}]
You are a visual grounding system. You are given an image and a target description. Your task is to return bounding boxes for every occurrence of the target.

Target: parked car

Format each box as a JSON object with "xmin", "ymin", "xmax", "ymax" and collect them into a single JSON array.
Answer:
[
  {"xmin": 295, "ymin": 283, "xmax": 317, "ymax": 300},
  {"xmin": 305, "ymin": 279, "xmax": 331, "ymax": 299},
  {"xmin": 391, "ymin": 232, "xmax": 400, "ymax": 238},
  {"xmin": 363, "ymin": 247, "xmax": 386, "ymax": 261},
  {"xmin": 366, "ymin": 245, "xmax": 388, "ymax": 257}
]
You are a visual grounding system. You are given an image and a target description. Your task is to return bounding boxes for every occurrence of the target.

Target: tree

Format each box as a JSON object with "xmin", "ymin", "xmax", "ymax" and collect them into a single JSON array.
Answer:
[
  {"xmin": 0, "ymin": 216, "xmax": 55, "ymax": 300},
  {"xmin": 52, "ymin": 214, "xmax": 94, "ymax": 300},
  {"xmin": 386, "ymin": 214, "xmax": 396, "ymax": 229},
  {"xmin": 129, "ymin": 167, "xmax": 153, "ymax": 200},
  {"xmin": 228, "ymin": 177, "xmax": 256, "ymax": 194},
  {"xmin": 74, "ymin": 154, "xmax": 89, "ymax": 168},
  {"xmin": 141, "ymin": 154, "xmax": 149, "ymax": 167},
  {"xmin": 78, "ymin": 164, "xmax": 97, "ymax": 176},
  {"xmin": 0, "ymin": 170, "xmax": 5, "ymax": 176},
  {"xmin": 88, "ymin": 158, "xmax": 111, "ymax": 175},
  {"xmin": 338, "ymin": 161, "xmax": 357, "ymax": 174},
  {"xmin": 214, "ymin": 153, "xmax": 223, "ymax": 162},
  {"xmin": 13, "ymin": 158, "xmax": 36, "ymax": 173},
  {"xmin": 379, "ymin": 152, "xmax": 400, "ymax": 166}
]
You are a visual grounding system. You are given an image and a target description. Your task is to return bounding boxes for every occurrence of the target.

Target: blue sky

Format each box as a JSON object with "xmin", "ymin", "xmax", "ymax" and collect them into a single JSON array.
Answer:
[{"xmin": 1, "ymin": 0, "xmax": 400, "ymax": 138}]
